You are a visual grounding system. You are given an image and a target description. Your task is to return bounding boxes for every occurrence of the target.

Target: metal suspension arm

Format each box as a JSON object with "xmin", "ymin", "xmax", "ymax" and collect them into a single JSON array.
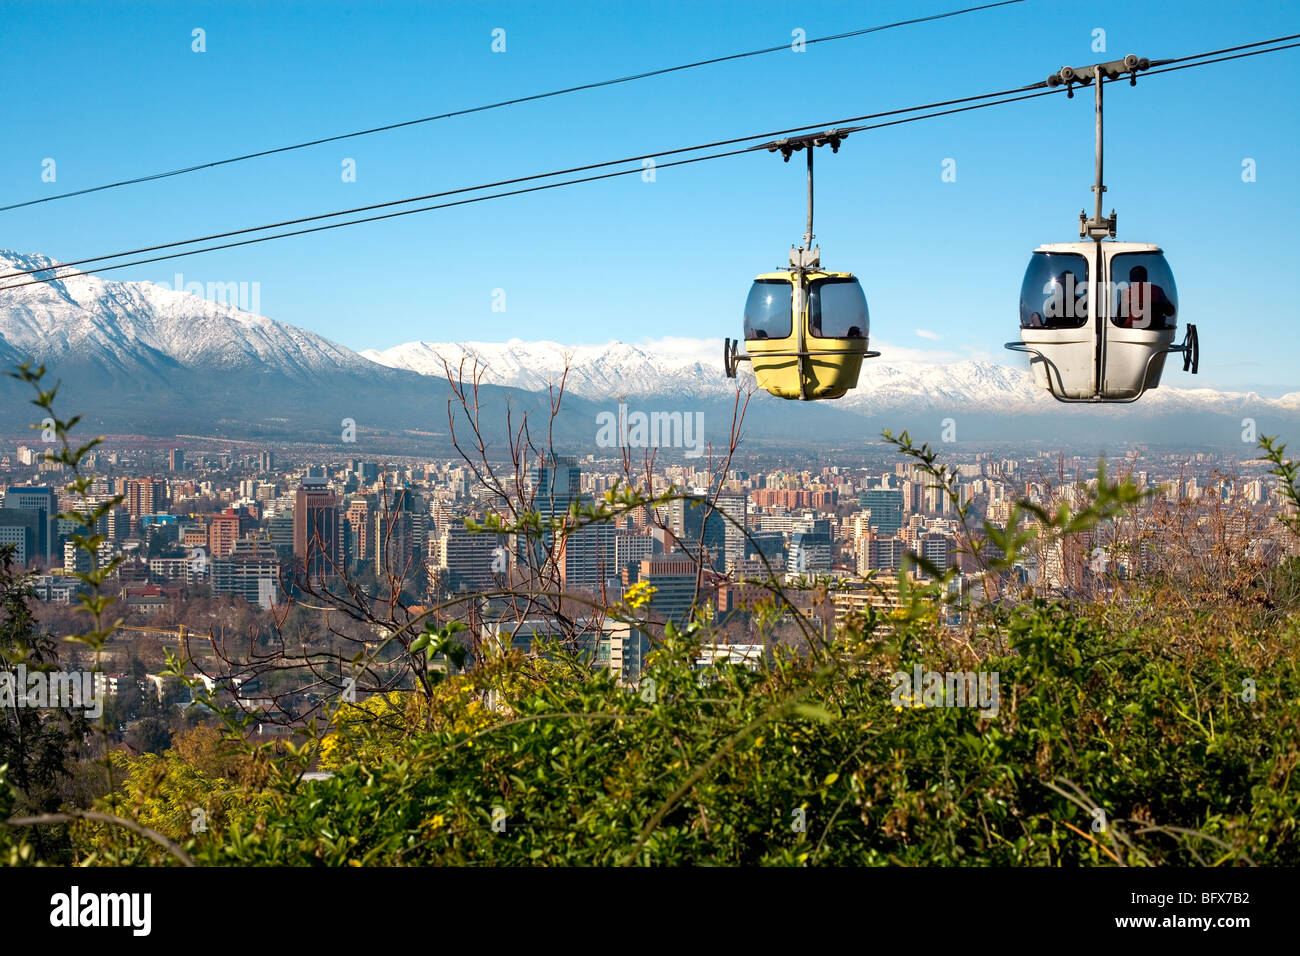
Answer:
[{"xmin": 1046, "ymin": 54, "xmax": 1151, "ymax": 239}]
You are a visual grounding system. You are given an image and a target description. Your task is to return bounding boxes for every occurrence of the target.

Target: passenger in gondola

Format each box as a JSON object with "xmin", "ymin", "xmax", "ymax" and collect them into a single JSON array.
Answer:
[
  {"xmin": 1036, "ymin": 270, "xmax": 1081, "ymax": 328},
  {"xmin": 1118, "ymin": 265, "xmax": 1175, "ymax": 329}
]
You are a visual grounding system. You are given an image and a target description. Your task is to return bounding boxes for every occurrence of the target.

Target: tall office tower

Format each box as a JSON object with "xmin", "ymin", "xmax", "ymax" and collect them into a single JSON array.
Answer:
[
  {"xmin": 614, "ymin": 530, "xmax": 656, "ymax": 582},
  {"xmin": 746, "ymin": 530, "xmax": 786, "ymax": 569},
  {"xmin": 294, "ymin": 478, "xmax": 342, "ymax": 582},
  {"xmin": 434, "ymin": 519, "xmax": 506, "ymax": 591},
  {"xmin": 668, "ymin": 491, "xmax": 726, "ymax": 570},
  {"xmin": 518, "ymin": 455, "xmax": 582, "ymax": 576},
  {"xmin": 267, "ymin": 515, "xmax": 295, "ymax": 560},
  {"xmin": 856, "ymin": 530, "xmax": 904, "ymax": 574},
  {"xmin": 373, "ymin": 487, "xmax": 427, "ymax": 582},
  {"xmin": 208, "ymin": 511, "xmax": 241, "ymax": 558},
  {"xmin": 788, "ymin": 518, "xmax": 833, "ymax": 575},
  {"xmin": 0, "ymin": 509, "xmax": 41, "ymax": 565},
  {"xmin": 859, "ymin": 487, "xmax": 904, "ymax": 536},
  {"xmin": 638, "ymin": 557, "xmax": 699, "ymax": 634},
  {"xmin": 531, "ymin": 455, "xmax": 581, "ymax": 502},
  {"xmin": 169, "ymin": 449, "xmax": 185, "ymax": 471},
  {"xmin": 2, "ymin": 486, "xmax": 59, "ymax": 566},
  {"xmin": 556, "ymin": 520, "xmax": 616, "ymax": 597},
  {"xmin": 345, "ymin": 498, "xmax": 373, "ymax": 565},
  {"xmin": 259, "ymin": 450, "xmax": 275, "ymax": 472},
  {"xmin": 124, "ymin": 478, "xmax": 166, "ymax": 519},
  {"xmin": 918, "ymin": 532, "xmax": 955, "ymax": 577},
  {"xmin": 714, "ymin": 493, "xmax": 748, "ymax": 572}
]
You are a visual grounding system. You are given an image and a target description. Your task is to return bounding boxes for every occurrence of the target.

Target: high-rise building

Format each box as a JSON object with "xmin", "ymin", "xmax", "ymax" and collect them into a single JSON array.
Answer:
[
  {"xmin": 0, "ymin": 508, "xmax": 42, "ymax": 565},
  {"xmin": 614, "ymin": 530, "xmax": 656, "ymax": 581},
  {"xmin": 745, "ymin": 530, "xmax": 786, "ymax": 568},
  {"xmin": 638, "ymin": 557, "xmax": 699, "ymax": 634},
  {"xmin": 105, "ymin": 506, "xmax": 131, "ymax": 541},
  {"xmin": 169, "ymin": 448, "xmax": 185, "ymax": 471},
  {"xmin": 345, "ymin": 498, "xmax": 373, "ymax": 565},
  {"xmin": 859, "ymin": 488, "xmax": 904, "ymax": 536},
  {"xmin": 124, "ymin": 478, "xmax": 166, "ymax": 520},
  {"xmin": 267, "ymin": 515, "xmax": 295, "ymax": 560},
  {"xmin": 374, "ymin": 488, "xmax": 428, "ymax": 583},
  {"xmin": 213, "ymin": 540, "xmax": 282, "ymax": 609},
  {"xmin": 556, "ymin": 520, "xmax": 615, "ymax": 596},
  {"xmin": 599, "ymin": 621, "xmax": 649, "ymax": 681},
  {"xmin": 856, "ymin": 531, "xmax": 904, "ymax": 574},
  {"xmin": 715, "ymin": 493, "xmax": 748, "ymax": 571},
  {"xmin": 259, "ymin": 450, "xmax": 275, "ymax": 473},
  {"xmin": 208, "ymin": 512, "xmax": 241, "ymax": 558},
  {"xmin": 2, "ymin": 486, "xmax": 59, "ymax": 566},
  {"xmin": 519, "ymin": 455, "xmax": 582, "ymax": 576},
  {"xmin": 433, "ymin": 519, "xmax": 506, "ymax": 591},
  {"xmin": 668, "ymin": 492, "xmax": 725, "ymax": 570},
  {"xmin": 789, "ymin": 518, "xmax": 833, "ymax": 575},
  {"xmin": 918, "ymin": 532, "xmax": 955, "ymax": 578},
  {"xmin": 293, "ymin": 479, "xmax": 342, "ymax": 582}
]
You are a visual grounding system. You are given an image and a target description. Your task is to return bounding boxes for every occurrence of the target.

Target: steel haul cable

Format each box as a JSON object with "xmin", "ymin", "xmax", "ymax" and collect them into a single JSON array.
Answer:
[
  {"xmin": 0, "ymin": 0, "xmax": 1025, "ymax": 214},
  {"xmin": 1, "ymin": 33, "xmax": 1296, "ymax": 294}
]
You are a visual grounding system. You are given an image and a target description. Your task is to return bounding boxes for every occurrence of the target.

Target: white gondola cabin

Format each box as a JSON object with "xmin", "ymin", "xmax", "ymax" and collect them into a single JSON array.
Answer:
[
  {"xmin": 1005, "ymin": 55, "xmax": 1199, "ymax": 402},
  {"xmin": 1011, "ymin": 240, "xmax": 1196, "ymax": 401}
]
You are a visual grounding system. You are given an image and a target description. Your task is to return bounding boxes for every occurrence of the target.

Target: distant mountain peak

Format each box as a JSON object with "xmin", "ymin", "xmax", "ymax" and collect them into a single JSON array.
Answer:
[
  {"xmin": 0, "ymin": 250, "xmax": 379, "ymax": 380},
  {"xmin": 359, "ymin": 336, "xmax": 1297, "ymax": 421},
  {"xmin": 2, "ymin": 250, "xmax": 1294, "ymax": 444}
]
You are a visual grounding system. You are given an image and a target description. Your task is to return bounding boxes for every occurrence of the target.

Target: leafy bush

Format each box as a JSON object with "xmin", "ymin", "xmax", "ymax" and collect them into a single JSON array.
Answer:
[{"xmin": 72, "ymin": 600, "xmax": 1291, "ymax": 867}]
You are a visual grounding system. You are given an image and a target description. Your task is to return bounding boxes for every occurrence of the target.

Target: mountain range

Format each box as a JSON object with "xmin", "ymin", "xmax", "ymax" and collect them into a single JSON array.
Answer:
[
  {"xmin": 1, "ymin": 251, "xmax": 1295, "ymax": 454},
  {"xmin": 362, "ymin": 338, "xmax": 1300, "ymax": 417}
]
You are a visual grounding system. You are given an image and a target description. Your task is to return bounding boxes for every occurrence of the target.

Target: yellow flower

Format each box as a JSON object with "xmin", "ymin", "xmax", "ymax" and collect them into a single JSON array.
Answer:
[{"xmin": 624, "ymin": 581, "xmax": 658, "ymax": 610}]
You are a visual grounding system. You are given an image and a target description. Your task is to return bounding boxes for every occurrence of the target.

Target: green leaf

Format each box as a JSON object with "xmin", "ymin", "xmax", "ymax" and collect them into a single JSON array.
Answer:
[{"xmin": 793, "ymin": 703, "xmax": 835, "ymax": 723}]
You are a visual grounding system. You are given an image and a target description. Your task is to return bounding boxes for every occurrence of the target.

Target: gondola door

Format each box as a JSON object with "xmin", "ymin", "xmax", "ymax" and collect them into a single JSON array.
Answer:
[
  {"xmin": 1100, "ymin": 244, "xmax": 1180, "ymax": 399},
  {"xmin": 1017, "ymin": 243, "xmax": 1099, "ymax": 400}
]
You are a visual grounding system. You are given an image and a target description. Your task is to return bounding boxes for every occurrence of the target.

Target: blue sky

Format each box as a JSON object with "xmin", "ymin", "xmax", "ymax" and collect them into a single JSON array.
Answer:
[{"xmin": 1, "ymin": 0, "xmax": 1297, "ymax": 394}]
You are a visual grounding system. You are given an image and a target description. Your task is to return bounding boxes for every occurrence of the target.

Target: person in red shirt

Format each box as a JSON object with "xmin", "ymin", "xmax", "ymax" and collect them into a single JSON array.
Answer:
[{"xmin": 1118, "ymin": 265, "xmax": 1175, "ymax": 329}]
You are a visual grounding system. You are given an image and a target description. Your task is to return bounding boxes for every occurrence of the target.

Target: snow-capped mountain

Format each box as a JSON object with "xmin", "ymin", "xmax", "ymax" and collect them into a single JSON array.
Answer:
[
  {"xmin": 0, "ymin": 251, "xmax": 520, "ymax": 444},
  {"xmin": 0, "ymin": 250, "xmax": 377, "ymax": 381},
  {"xmin": 361, "ymin": 337, "xmax": 1300, "ymax": 419},
  {"xmin": 1, "ymin": 250, "xmax": 1294, "ymax": 448},
  {"xmin": 360, "ymin": 338, "xmax": 727, "ymax": 401}
]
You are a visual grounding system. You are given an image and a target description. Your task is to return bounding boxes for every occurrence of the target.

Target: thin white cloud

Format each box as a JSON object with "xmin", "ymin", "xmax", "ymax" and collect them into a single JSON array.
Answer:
[{"xmin": 914, "ymin": 329, "xmax": 942, "ymax": 341}]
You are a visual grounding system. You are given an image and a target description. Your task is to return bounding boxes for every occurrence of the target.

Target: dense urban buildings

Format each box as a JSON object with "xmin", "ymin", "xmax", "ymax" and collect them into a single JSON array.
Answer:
[{"xmin": 3, "ymin": 436, "xmax": 1296, "ymax": 683}]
